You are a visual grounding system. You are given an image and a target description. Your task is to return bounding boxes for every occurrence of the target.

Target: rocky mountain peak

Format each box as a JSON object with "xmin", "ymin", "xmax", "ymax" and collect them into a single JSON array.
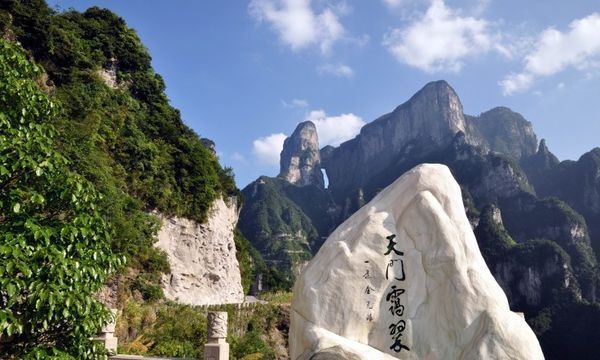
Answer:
[
  {"xmin": 538, "ymin": 139, "xmax": 549, "ymax": 154},
  {"xmin": 473, "ymin": 106, "xmax": 538, "ymax": 159},
  {"xmin": 279, "ymin": 121, "xmax": 324, "ymax": 188},
  {"xmin": 398, "ymin": 80, "xmax": 466, "ymax": 139}
]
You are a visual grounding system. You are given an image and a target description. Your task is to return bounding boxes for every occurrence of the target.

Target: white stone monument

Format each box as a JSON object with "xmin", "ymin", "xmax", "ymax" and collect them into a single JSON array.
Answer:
[
  {"xmin": 290, "ymin": 164, "xmax": 545, "ymax": 359},
  {"xmin": 204, "ymin": 311, "xmax": 229, "ymax": 360}
]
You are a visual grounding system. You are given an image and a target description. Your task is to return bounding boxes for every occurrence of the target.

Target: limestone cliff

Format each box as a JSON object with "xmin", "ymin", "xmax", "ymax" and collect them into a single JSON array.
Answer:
[
  {"xmin": 321, "ymin": 81, "xmax": 538, "ymax": 209},
  {"xmin": 321, "ymin": 81, "xmax": 472, "ymax": 202},
  {"xmin": 154, "ymin": 197, "xmax": 244, "ymax": 305},
  {"xmin": 467, "ymin": 107, "xmax": 538, "ymax": 160},
  {"xmin": 475, "ymin": 205, "xmax": 579, "ymax": 313},
  {"xmin": 279, "ymin": 121, "xmax": 324, "ymax": 188}
]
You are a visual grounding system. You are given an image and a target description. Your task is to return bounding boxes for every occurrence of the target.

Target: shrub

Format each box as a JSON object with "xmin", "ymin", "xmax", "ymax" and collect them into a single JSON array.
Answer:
[{"xmin": 0, "ymin": 39, "xmax": 122, "ymax": 358}]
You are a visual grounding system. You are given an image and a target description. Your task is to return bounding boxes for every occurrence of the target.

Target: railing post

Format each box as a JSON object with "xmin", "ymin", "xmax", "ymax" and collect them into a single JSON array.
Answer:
[
  {"xmin": 204, "ymin": 311, "xmax": 229, "ymax": 360},
  {"xmin": 96, "ymin": 308, "xmax": 118, "ymax": 355}
]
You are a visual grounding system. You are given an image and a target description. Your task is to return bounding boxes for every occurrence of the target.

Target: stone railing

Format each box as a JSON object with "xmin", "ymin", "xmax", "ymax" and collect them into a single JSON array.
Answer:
[
  {"xmin": 203, "ymin": 312, "xmax": 229, "ymax": 360},
  {"xmin": 99, "ymin": 310, "xmax": 232, "ymax": 360}
]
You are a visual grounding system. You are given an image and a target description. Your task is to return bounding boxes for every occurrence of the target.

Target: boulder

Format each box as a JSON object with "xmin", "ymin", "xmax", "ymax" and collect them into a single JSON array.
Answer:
[{"xmin": 290, "ymin": 164, "xmax": 543, "ymax": 359}]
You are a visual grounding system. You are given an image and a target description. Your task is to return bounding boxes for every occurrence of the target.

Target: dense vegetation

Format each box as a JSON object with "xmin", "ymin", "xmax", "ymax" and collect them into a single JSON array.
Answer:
[
  {"xmin": 0, "ymin": 1, "xmax": 261, "ymax": 357},
  {"xmin": 0, "ymin": 39, "xmax": 122, "ymax": 358},
  {"xmin": 116, "ymin": 299, "xmax": 290, "ymax": 359},
  {"xmin": 0, "ymin": 0, "xmax": 241, "ymax": 303},
  {"xmin": 239, "ymin": 177, "xmax": 318, "ymax": 281}
]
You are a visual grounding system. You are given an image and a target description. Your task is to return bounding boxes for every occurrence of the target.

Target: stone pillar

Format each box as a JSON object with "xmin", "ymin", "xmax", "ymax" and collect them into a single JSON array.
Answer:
[
  {"xmin": 204, "ymin": 311, "xmax": 229, "ymax": 360},
  {"xmin": 95, "ymin": 308, "xmax": 118, "ymax": 355}
]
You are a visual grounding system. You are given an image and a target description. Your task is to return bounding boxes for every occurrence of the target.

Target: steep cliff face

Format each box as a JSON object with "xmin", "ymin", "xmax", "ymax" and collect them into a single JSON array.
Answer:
[
  {"xmin": 498, "ymin": 193, "xmax": 599, "ymax": 301},
  {"xmin": 469, "ymin": 154, "xmax": 533, "ymax": 202},
  {"xmin": 279, "ymin": 121, "xmax": 324, "ymax": 188},
  {"xmin": 521, "ymin": 139, "xmax": 561, "ymax": 194},
  {"xmin": 155, "ymin": 197, "xmax": 244, "ymax": 305},
  {"xmin": 321, "ymin": 81, "xmax": 537, "ymax": 208},
  {"xmin": 468, "ymin": 107, "xmax": 538, "ymax": 160},
  {"xmin": 322, "ymin": 81, "xmax": 472, "ymax": 202},
  {"xmin": 475, "ymin": 205, "xmax": 578, "ymax": 313},
  {"xmin": 525, "ymin": 148, "xmax": 600, "ymax": 258}
]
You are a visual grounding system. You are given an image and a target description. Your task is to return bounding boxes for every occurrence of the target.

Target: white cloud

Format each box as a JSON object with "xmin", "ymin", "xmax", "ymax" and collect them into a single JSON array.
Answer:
[
  {"xmin": 318, "ymin": 63, "xmax": 354, "ymax": 77},
  {"xmin": 252, "ymin": 133, "xmax": 287, "ymax": 166},
  {"xmin": 305, "ymin": 110, "xmax": 365, "ymax": 147},
  {"xmin": 249, "ymin": 0, "xmax": 345, "ymax": 54},
  {"xmin": 500, "ymin": 13, "xmax": 600, "ymax": 95},
  {"xmin": 382, "ymin": 0, "xmax": 495, "ymax": 72},
  {"xmin": 252, "ymin": 109, "xmax": 364, "ymax": 166},
  {"xmin": 498, "ymin": 72, "xmax": 533, "ymax": 96},
  {"xmin": 382, "ymin": 0, "xmax": 403, "ymax": 8},
  {"xmin": 282, "ymin": 98, "xmax": 309, "ymax": 108}
]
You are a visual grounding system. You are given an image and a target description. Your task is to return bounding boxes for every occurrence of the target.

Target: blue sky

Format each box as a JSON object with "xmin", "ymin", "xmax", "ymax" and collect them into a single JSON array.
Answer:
[{"xmin": 52, "ymin": 0, "xmax": 600, "ymax": 188}]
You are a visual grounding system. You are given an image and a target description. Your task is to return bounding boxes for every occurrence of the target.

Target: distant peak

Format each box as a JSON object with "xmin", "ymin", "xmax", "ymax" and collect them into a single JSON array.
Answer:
[
  {"xmin": 424, "ymin": 79, "xmax": 452, "ymax": 89},
  {"xmin": 296, "ymin": 120, "xmax": 316, "ymax": 130},
  {"xmin": 419, "ymin": 80, "xmax": 457, "ymax": 94},
  {"xmin": 538, "ymin": 139, "xmax": 549, "ymax": 154},
  {"xmin": 481, "ymin": 106, "xmax": 522, "ymax": 118},
  {"xmin": 407, "ymin": 80, "xmax": 461, "ymax": 106},
  {"xmin": 279, "ymin": 121, "xmax": 324, "ymax": 188}
]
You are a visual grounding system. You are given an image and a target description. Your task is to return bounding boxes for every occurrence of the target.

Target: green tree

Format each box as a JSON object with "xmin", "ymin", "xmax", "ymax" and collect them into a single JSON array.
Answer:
[{"xmin": 0, "ymin": 40, "xmax": 122, "ymax": 358}]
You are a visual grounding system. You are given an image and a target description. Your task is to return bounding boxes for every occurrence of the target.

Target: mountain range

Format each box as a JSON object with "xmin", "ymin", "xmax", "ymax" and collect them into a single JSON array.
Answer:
[{"xmin": 239, "ymin": 80, "xmax": 600, "ymax": 359}]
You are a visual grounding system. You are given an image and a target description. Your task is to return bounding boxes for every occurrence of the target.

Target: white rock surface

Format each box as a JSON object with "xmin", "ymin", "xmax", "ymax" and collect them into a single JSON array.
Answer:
[
  {"xmin": 290, "ymin": 164, "xmax": 544, "ymax": 360},
  {"xmin": 155, "ymin": 197, "xmax": 244, "ymax": 305}
]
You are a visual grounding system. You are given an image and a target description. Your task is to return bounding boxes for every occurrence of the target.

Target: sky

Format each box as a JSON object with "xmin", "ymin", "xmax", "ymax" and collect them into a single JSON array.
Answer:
[{"xmin": 52, "ymin": 0, "xmax": 600, "ymax": 188}]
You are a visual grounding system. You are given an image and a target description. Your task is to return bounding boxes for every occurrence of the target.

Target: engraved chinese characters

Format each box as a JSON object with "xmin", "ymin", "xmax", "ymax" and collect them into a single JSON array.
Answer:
[
  {"xmin": 363, "ymin": 260, "xmax": 376, "ymax": 322},
  {"xmin": 290, "ymin": 164, "xmax": 544, "ymax": 360},
  {"xmin": 384, "ymin": 234, "xmax": 409, "ymax": 353}
]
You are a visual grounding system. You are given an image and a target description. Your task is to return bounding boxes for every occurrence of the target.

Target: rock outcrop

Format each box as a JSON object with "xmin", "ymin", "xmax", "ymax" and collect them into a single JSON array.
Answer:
[
  {"xmin": 279, "ymin": 121, "xmax": 324, "ymax": 188},
  {"xmin": 97, "ymin": 58, "xmax": 118, "ymax": 89},
  {"xmin": 467, "ymin": 107, "xmax": 538, "ymax": 160},
  {"xmin": 321, "ymin": 81, "xmax": 472, "ymax": 202},
  {"xmin": 155, "ymin": 197, "xmax": 244, "ymax": 305},
  {"xmin": 290, "ymin": 164, "xmax": 543, "ymax": 359},
  {"xmin": 474, "ymin": 205, "xmax": 579, "ymax": 313},
  {"xmin": 320, "ymin": 81, "xmax": 538, "ymax": 210}
]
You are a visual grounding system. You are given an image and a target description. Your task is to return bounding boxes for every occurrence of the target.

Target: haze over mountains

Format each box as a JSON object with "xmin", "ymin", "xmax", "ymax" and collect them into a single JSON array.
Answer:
[{"xmin": 239, "ymin": 80, "xmax": 600, "ymax": 359}]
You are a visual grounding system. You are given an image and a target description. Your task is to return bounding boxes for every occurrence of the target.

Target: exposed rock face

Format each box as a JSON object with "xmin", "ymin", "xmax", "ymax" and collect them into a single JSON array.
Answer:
[
  {"xmin": 97, "ymin": 58, "xmax": 118, "ymax": 89},
  {"xmin": 155, "ymin": 197, "xmax": 244, "ymax": 305},
  {"xmin": 321, "ymin": 81, "xmax": 539, "ymax": 211},
  {"xmin": 290, "ymin": 164, "xmax": 543, "ymax": 360},
  {"xmin": 468, "ymin": 107, "xmax": 538, "ymax": 160},
  {"xmin": 493, "ymin": 254, "xmax": 574, "ymax": 312},
  {"xmin": 470, "ymin": 154, "xmax": 532, "ymax": 202},
  {"xmin": 321, "ymin": 81, "xmax": 471, "ymax": 202},
  {"xmin": 474, "ymin": 205, "xmax": 578, "ymax": 312},
  {"xmin": 280, "ymin": 121, "xmax": 324, "ymax": 188},
  {"xmin": 498, "ymin": 195, "xmax": 598, "ymax": 302},
  {"xmin": 200, "ymin": 137, "xmax": 217, "ymax": 155}
]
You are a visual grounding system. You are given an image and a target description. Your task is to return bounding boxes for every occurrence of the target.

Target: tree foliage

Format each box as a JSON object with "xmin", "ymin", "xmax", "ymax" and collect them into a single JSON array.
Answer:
[
  {"xmin": 0, "ymin": 39, "xmax": 122, "ymax": 358},
  {"xmin": 0, "ymin": 0, "xmax": 242, "ymax": 302}
]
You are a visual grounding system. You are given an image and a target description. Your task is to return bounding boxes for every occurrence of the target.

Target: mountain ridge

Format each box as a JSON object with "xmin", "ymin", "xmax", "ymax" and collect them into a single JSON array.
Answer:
[{"xmin": 239, "ymin": 79, "xmax": 600, "ymax": 359}]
